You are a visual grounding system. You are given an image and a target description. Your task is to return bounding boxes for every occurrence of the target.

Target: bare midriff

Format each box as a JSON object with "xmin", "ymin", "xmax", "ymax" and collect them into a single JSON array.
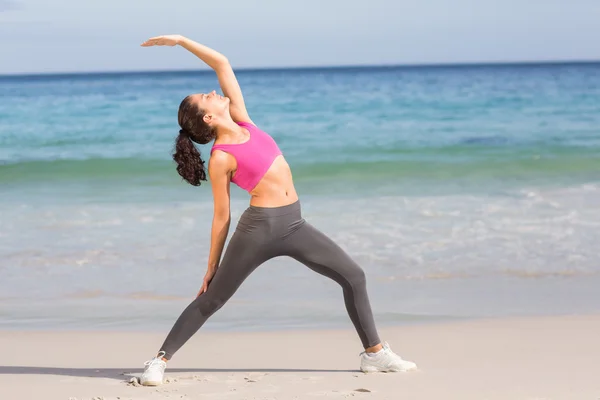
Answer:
[{"xmin": 246, "ymin": 155, "xmax": 299, "ymax": 207}]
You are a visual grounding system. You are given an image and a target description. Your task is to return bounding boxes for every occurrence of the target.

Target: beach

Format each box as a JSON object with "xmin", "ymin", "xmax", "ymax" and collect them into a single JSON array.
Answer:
[
  {"xmin": 2, "ymin": 64, "xmax": 600, "ymax": 399},
  {"xmin": 2, "ymin": 314, "xmax": 599, "ymax": 400}
]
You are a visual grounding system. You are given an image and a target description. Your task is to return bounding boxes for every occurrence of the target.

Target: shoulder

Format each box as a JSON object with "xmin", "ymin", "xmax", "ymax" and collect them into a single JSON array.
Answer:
[
  {"xmin": 236, "ymin": 120, "xmax": 258, "ymax": 129},
  {"xmin": 208, "ymin": 149, "xmax": 233, "ymax": 175},
  {"xmin": 237, "ymin": 120, "xmax": 273, "ymax": 137}
]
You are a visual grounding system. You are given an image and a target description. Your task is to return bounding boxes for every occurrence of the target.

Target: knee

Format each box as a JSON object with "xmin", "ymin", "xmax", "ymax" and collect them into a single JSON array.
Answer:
[
  {"xmin": 196, "ymin": 294, "xmax": 227, "ymax": 317},
  {"xmin": 346, "ymin": 267, "xmax": 367, "ymax": 289}
]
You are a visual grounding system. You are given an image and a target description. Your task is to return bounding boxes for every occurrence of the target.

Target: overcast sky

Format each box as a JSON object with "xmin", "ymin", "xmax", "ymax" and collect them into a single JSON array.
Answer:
[{"xmin": 1, "ymin": 0, "xmax": 599, "ymax": 74}]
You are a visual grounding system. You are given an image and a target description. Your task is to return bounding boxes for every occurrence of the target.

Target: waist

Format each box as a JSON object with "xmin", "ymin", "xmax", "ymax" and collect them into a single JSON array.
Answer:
[
  {"xmin": 245, "ymin": 199, "xmax": 301, "ymax": 218},
  {"xmin": 236, "ymin": 199, "xmax": 304, "ymax": 238}
]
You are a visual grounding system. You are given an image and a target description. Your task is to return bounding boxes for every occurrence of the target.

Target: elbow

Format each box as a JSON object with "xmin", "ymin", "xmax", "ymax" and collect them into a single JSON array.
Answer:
[
  {"xmin": 213, "ymin": 209, "xmax": 231, "ymax": 225},
  {"xmin": 214, "ymin": 56, "xmax": 230, "ymax": 71}
]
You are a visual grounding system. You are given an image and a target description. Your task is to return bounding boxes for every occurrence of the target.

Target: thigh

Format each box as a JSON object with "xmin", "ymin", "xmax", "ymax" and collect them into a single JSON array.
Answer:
[
  {"xmin": 284, "ymin": 221, "xmax": 364, "ymax": 282},
  {"xmin": 204, "ymin": 230, "xmax": 270, "ymax": 298}
]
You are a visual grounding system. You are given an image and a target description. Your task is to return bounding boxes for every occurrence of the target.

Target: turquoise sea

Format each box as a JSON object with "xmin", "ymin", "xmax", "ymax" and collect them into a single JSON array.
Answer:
[{"xmin": 1, "ymin": 63, "xmax": 599, "ymax": 331}]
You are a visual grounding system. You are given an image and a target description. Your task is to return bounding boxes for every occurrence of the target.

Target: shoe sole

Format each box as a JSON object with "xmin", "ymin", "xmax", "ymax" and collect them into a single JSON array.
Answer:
[
  {"xmin": 360, "ymin": 365, "xmax": 418, "ymax": 373},
  {"xmin": 141, "ymin": 380, "xmax": 163, "ymax": 386}
]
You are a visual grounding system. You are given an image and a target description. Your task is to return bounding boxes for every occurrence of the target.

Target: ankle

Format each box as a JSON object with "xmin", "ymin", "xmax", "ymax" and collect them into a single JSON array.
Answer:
[
  {"xmin": 365, "ymin": 343, "xmax": 383, "ymax": 353},
  {"xmin": 156, "ymin": 351, "xmax": 168, "ymax": 363}
]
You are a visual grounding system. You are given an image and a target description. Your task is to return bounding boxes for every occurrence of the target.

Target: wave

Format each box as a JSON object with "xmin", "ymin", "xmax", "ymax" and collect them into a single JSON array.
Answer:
[{"xmin": 1, "ymin": 149, "xmax": 599, "ymax": 186}]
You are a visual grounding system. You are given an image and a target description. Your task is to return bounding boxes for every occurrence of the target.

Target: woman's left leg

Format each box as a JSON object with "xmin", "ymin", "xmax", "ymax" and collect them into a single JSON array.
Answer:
[
  {"xmin": 282, "ymin": 220, "xmax": 381, "ymax": 349},
  {"xmin": 281, "ymin": 219, "xmax": 418, "ymax": 372}
]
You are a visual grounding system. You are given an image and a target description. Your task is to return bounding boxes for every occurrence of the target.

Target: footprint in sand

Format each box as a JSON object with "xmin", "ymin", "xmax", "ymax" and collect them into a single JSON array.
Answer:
[
  {"xmin": 244, "ymin": 372, "xmax": 268, "ymax": 382},
  {"xmin": 303, "ymin": 376, "xmax": 325, "ymax": 382},
  {"xmin": 193, "ymin": 374, "xmax": 220, "ymax": 382},
  {"xmin": 285, "ymin": 374, "xmax": 325, "ymax": 384},
  {"xmin": 308, "ymin": 388, "xmax": 372, "ymax": 397}
]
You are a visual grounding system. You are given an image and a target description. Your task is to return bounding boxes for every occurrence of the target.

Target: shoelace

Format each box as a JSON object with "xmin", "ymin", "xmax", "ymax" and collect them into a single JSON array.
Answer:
[{"xmin": 144, "ymin": 351, "xmax": 166, "ymax": 370}]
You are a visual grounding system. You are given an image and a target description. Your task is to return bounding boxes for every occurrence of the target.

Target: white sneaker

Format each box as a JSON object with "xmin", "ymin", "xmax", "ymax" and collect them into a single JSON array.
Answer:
[
  {"xmin": 360, "ymin": 342, "xmax": 418, "ymax": 373},
  {"xmin": 140, "ymin": 351, "xmax": 167, "ymax": 386}
]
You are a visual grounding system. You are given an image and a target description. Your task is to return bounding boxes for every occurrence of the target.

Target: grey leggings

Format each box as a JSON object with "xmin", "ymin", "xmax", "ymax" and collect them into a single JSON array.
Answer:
[{"xmin": 159, "ymin": 200, "xmax": 381, "ymax": 359}]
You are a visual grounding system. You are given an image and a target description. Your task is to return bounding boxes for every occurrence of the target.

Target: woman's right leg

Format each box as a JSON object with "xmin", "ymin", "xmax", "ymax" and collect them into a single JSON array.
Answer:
[{"xmin": 158, "ymin": 230, "xmax": 270, "ymax": 360}]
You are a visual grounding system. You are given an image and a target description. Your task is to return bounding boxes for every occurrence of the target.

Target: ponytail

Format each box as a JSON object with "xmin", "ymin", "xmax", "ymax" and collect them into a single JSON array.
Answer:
[
  {"xmin": 172, "ymin": 129, "xmax": 207, "ymax": 186},
  {"xmin": 174, "ymin": 95, "xmax": 217, "ymax": 186}
]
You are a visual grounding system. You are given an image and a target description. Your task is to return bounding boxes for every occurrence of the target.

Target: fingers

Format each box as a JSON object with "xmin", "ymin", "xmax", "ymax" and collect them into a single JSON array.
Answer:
[
  {"xmin": 196, "ymin": 274, "xmax": 214, "ymax": 297},
  {"xmin": 197, "ymin": 283, "xmax": 208, "ymax": 297},
  {"xmin": 140, "ymin": 36, "xmax": 163, "ymax": 46},
  {"xmin": 140, "ymin": 40, "xmax": 158, "ymax": 47}
]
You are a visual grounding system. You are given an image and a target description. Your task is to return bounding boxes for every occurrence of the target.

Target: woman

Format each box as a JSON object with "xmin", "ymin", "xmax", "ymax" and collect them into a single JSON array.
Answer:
[{"xmin": 138, "ymin": 34, "xmax": 417, "ymax": 386}]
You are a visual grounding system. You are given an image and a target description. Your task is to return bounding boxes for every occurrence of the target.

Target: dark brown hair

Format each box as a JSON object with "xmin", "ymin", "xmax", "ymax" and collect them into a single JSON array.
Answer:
[{"xmin": 173, "ymin": 95, "xmax": 217, "ymax": 186}]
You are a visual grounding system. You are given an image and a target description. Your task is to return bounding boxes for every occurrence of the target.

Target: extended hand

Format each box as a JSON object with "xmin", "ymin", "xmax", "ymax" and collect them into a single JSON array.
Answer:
[
  {"xmin": 141, "ymin": 35, "xmax": 184, "ymax": 47},
  {"xmin": 197, "ymin": 268, "xmax": 217, "ymax": 297}
]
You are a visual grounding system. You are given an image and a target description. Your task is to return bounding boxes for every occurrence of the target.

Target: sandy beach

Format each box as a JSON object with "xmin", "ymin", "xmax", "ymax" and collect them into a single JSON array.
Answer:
[{"xmin": 2, "ymin": 314, "xmax": 598, "ymax": 400}]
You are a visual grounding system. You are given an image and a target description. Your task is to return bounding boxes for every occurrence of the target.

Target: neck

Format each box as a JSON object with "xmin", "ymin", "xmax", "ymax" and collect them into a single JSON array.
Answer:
[{"xmin": 215, "ymin": 118, "xmax": 244, "ymax": 140}]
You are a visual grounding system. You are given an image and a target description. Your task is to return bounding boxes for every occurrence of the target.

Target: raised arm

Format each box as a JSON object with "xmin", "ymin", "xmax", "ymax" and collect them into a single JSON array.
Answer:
[{"xmin": 141, "ymin": 35, "xmax": 252, "ymax": 124}]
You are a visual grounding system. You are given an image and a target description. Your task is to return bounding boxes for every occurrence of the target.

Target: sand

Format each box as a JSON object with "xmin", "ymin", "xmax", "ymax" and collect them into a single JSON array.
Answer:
[{"xmin": 2, "ymin": 315, "xmax": 599, "ymax": 400}]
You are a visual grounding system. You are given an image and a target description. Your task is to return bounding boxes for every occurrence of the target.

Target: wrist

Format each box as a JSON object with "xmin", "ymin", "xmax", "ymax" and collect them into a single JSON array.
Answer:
[
  {"xmin": 207, "ymin": 263, "xmax": 218, "ymax": 271},
  {"xmin": 176, "ymin": 35, "xmax": 187, "ymax": 46}
]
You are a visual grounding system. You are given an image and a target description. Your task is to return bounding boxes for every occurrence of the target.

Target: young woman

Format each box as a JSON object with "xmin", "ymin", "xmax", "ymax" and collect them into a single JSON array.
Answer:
[{"xmin": 138, "ymin": 34, "xmax": 417, "ymax": 385}]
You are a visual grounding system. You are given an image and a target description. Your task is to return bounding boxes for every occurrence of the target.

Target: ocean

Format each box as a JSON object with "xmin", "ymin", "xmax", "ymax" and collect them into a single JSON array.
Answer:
[{"xmin": 1, "ymin": 63, "xmax": 599, "ymax": 332}]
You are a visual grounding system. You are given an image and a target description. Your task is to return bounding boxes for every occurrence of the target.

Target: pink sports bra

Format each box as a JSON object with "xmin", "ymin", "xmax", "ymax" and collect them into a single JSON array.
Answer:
[{"xmin": 210, "ymin": 121, "xmax": 283, "ymax": 192}]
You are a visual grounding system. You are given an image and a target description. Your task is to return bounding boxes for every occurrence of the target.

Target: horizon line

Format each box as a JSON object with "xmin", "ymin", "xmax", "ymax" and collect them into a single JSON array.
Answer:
[{"xmin": 2, "ymin": 59, "xmax": 600, "ymax": 78}]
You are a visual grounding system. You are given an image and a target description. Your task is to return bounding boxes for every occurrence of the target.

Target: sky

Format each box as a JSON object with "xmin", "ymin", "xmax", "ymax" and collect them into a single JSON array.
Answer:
[{"xmin": 1, "ymin": 0, "xmax": 599, "ymax": 75}]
